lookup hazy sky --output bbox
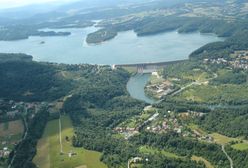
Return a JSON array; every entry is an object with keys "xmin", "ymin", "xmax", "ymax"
[{"xmin": 0, "ymin": 0, "xmax": 76, "ymax": 9}]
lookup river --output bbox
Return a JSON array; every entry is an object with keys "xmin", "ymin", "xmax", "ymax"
[
  {"xmin": 127, "ymin": 73, "xmax": 156, "ymax": 104},
  {"xmin": 0, "ymin": 26, "xmax": 223, "ymax": 103}
]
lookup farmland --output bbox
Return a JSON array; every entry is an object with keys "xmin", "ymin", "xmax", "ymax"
[
  {"xmin": 33, "ymin": 115, "xmax": 107, "ymax": 168},
  {"xmin": 0, "ymin": 120, "xmax": 24, "ymax": 150},
  {"xmin": 173, "ymin": 84, "xmax": 248, "ymax": 104}
]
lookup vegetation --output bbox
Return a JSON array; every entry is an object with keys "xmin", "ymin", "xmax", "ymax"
[
  {"xmin": 197, "ymin": 106, "xmax": 248, "ymax": 138},
  {"xmin": 0, "ymin": 26, "xmax": 70, "ymax": 41},
  {"xmin": 139, "ymin": 146, "xmax": 182, "ymax": 159},
  {"xmin": 0, "ymin": 55, "xmax": 73, "ymax": 102},
  {"xmin": 9, "ymin": 106, "xmax": 49, "ymax": 168},
  {"xmin": 86, "ymin": 28, "xmax": 117, "ymax": 44},
  {"xmin": 131, "ymin": 132, "xmax": 230, "ymax": 167},
  {"xmin": 1, "ymin": 1, "xmax": 248, "ymax": 167},
  {"xmin": 232, "ymin": 143, "xmax": 248, "ymax": 151},
  {"xmin": 191, "ymin": 155, "xmax": 214, "ymax": 168},
  {"xmin": 33, "ymin": 115, "xmax": 107, "ymax": 168}
]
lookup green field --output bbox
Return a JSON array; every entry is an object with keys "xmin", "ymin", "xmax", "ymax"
[
  {"xmin": 33, "ymin": 116, "xmax": 107, "ymax": 168},
  {"xmin": 139, "ymin": 146, "xmax": 182, "ymax": 159},
  {"xmin": 174, "ymin": 84, "xmax": 248, "ymax": 104},
  {"xmin": 210, "ymin": 133, "xmax": 241, "ymax": 145},
  {"xmin": 232, "ymin": 143, "xmax": 248, "ymax": 151},
  {"xmin": 0, "ymin": 120, "xmax": 24, "ymax": 150},
  {"xmin": 188, "ymin": 123, "xmax": 207, "ymax": 136}
]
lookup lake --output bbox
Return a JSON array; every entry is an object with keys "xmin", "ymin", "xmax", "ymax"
[
  {"xmin": 0, "ymin": 27, "xmax": 223, "ymax": 65},
  {"xmin": 0, "ymin": 26, "xmax": 223, "ymax": 103}
]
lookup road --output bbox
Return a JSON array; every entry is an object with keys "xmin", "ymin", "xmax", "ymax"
[
  {"xmin": 171, "ymin": 81, "xmax": 199, "ymax": 96},
  {"xmin": 171, "ymin": 72, "xmax": 218, "ymax": 97},
  {"xmin": 222, "ymin": 145, "xmax": 234, "ymax": 168}
]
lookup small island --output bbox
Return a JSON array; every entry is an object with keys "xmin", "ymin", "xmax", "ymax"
[{"xmin": 86, "ymin": 28, "xmax": 117, "ymax": 44}]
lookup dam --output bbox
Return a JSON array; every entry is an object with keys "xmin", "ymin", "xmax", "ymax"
[{"xmin": 113, "ymin": 60, "xmax": 186, "ymax": 73}]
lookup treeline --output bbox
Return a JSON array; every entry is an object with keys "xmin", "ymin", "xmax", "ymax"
[
  {"xmin": 0, "ymin": 25, "xmax": 70, "ymax": 41},
  {"xmin": 154, "ymin": 100, "xmax": 211, "ymax": 113},
  {"xmin": 0, "ymin": 58, "xmax": 72, "ymax": 102},
  {"xmin": 197, "ymin": 106, "xmax": 248, "ymax": 138},
  {"xmin": 142, "ymin": 154, "xmax": 205, "ymax": 168},
  {"xmin": 226, "ymin": 146, "xmax": 248, "ymax": 168},
  {"xmin": 89, "ymin": 15, "xmax": 245, "ymax": 44},
  {"xmin": 8, "ymin": 106, "xmax": 49, "ymax": 168},
  {"xmin": 92, "ymin": 15, "xmax": 248, "ymax": 60},
  {"xmin": 211, "ymin": 70, "xmax": 247, "ymax": 85},
  {"xmin": 0, "ymin": 53, "xmax": 33, "ymax": 62},
  {"xmin": 190, "ymin": 29, "xmax": 248, "ymax": 60},
  {"xmin": 130, "ymin": 132, "xmax": 230, "ymax": 168}
]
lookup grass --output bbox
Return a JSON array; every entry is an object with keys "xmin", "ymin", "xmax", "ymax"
[
  {"xmin": 174, "ymin": 84, "xmax": 248, "ymax": 104},
  {"xmin": 232, "ymin": 143, "xmax": 248, "ymax": 151},
  {"xmin": 188, "ymin": 123, "xmax": 207, "ymax": 136},
  {"xmin": 210, "ymin": 133, "xmax": 240, "ymax": 145},
  {"xmin": 122, "ymin": 66, "xmax": 137, "ymax": 74},
  {"xmin": 119, "ymin": 109, "xmax": 155, "ymax": 128},
  {"xmin": 0, "ymin": 120, "xmax": 24, "ymax": 136},
  {"xmin": 139, "ymin": 146, "xmax": 182, "ymax": 159},
  {"xmin": 33, "ymin": 116, "xmax": 107, "ymax": 168},
  {"xmin": 131, "ymin": 163, "xmax": 143, "ymax": 168},
  {"xmin": 191, "ymin": 155, "xmax": 214, "ymax": 168},
  {"xmin": 0, "ymin": 120, "xmax": 24, "ymax": 149}
]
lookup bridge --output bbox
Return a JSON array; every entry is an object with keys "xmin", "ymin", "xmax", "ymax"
[{"xmin": 113, "ymin": 60, "xmax": 186, "ymax": 73}]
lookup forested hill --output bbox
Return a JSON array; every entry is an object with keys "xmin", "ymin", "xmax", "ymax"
[
  {"xmin": 0, "ymin": 53, "xmax": 33, "ymax": 62},
  {"xmin": 0, "ymin": 53, "xmax": 130, "ymax": 103}
]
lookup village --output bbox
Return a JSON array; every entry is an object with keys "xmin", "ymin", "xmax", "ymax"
[
  {"xmin": 203, "ymin": 50, "xmax": 248, "ymax": 70},
  {"xmin": 145, "ymin": 72, "xmax": 175, "ymax": 99},
  {"xmin": 0, "ymin": 99, "xmax": 54, "ymax": 162},
  {"xmin": 114, "ymin": 104, "xmax": 214, "ymax": 143}
]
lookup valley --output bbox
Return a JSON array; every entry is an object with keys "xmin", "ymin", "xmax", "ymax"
[{"xmin": 0, "ymin": 0, "xmax": 248, "ymax": 168}]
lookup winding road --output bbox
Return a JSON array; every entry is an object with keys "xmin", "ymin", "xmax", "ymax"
[{"xmin": 222, "ymin": 145, "xmax": 234, "ymax": 168}]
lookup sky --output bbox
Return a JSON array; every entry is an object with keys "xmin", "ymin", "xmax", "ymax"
[{"xmin": 0, "ymin": 0, "xmax": 76, "ymax": 9}]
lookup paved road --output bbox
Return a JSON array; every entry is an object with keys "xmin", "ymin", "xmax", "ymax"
[
  {"xmin": 171, "ymin": 81, "xmax": 203, "ymax": 96},
  {"xmin": 222, "ymin": 145, "xmax": 234, "ymax": 168}
]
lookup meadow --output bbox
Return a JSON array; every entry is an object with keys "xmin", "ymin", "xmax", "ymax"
[
  {"xmin": 0, "ymin": 120, "xmax": 24, "ymax": 149},
  {"xmin": 173, "ymin": 84, "xmax": 248, "ymax": 104},
  {"xmin": 33, "ymin": 115, "xmax": 107, "ymax": 168}
]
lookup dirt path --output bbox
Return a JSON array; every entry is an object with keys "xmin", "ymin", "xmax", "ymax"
[
  {"xmin": 59, "ymin": 116, "xmax": 63, "ymax": 153},
  {"xmin": 222, "ymin": 145, "xmax": 234, "ymax": 168}
]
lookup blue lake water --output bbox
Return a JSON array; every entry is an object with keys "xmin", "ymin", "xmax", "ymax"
[
  {"xmin": 0, "ymin": 27, "xmax": 223, "ymax": 103},
  {"xmin": 0, "ymin": 27, "xmax": 222, "ymax": 65}
]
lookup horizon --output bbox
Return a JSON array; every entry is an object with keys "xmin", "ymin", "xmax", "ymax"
[{"xmin": 0, "ymin": 0, "xmax": 79, "ymax": 9}]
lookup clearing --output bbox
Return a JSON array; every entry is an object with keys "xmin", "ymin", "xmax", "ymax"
[
  {"xmin": 33, "ymin": 115, "xmax": 107, "ymax": 168},
  {"xmin": 191, "ymin": 155, "xmax": 214, "ymax": 168},
  {"xmin": 139, "ymin": 146, "xmax": 182, "ymax": 159},
  {"xmin": 231, "ymin": 143, "xmax": 248, "ymax": 151}
]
